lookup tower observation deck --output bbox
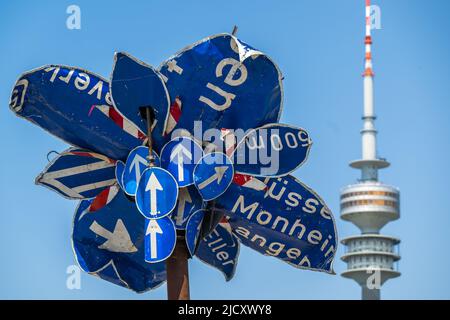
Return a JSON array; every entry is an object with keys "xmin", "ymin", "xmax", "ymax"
[{"xmin": 340, "ymin": 0, "xmax": 400, "ymax": 300}]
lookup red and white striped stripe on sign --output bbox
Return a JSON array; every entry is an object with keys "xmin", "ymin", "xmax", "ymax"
[
  {"xmin": 220, "ymin": 128, "xmax": 236, "ymax": 157},
  {"xmin": 89, "ymin": 105, "xmax": 147, "ymax": 140},
  {"xmin": 233, "ymin": 173, "xmax": 267, "ymax": 191},
  {"xmin": 85, "ymin": 185, "xmax": 119, "ymax": 213},
  {"xmin": 165, "ymin": 97, "xmax": 182, "ymax": 135}
]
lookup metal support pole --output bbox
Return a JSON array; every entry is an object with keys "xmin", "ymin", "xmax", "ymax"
[
  {"xmin": 142, "ymin": 106, "xmax": 191, "ymax": 300},
  {"xmin": 166, "ymin": 232, "xmax": 190, "ymax": 300},
  {"xmin": 146, "ymin": 108, "xmax": 155, "ymax": 167}
]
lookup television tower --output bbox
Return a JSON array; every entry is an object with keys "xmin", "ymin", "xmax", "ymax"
[{"xmin": 340, "ymin": 0, "xmax": 400, "ymax": 300}]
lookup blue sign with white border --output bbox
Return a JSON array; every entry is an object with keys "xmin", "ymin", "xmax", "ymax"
[
  {"xmin": 232, "ymin": 123, "xmax": 312, "ymax": 177},
  {"xmin": 72, "ymin": 187, "xmax": 166, "ymax": 292},
  {"xmin": 144, "ymin": 216, "xmax": 177, "ymax": 263},
  {"xmin": 196, "ymin": 220, "xmax": 240, "ymax": 281},
  {"xmin": 135, "ymin": 167, "xmax": 178, "ymax": 219},
  {"xmin": 122, "ymin": 146, "xmax": 160, "ymax": 196},
  {"xmin": 160, "ymin": 136, "xmax": 204, "ymax": 187},
  {"xmin": 110, "ymin": 52, "xmax": 170, "ymax": 152},
  {"xmin": 185, "ymin": 209, "xmax": 207, "ymax": 256},
  {"xmin": 158, "ymin": 34, "xmax": 283, "ymax": 139},
  {"xmin": 171, "ymin": 186, "xmax": 204, "ymax": 229},
  {"xmin": 214, "ymin": 174, "xmax": 337, "ymax": 273},
  {"xmin": 193, "ymin": 152, "xmax": 234, "ymax": 201}
]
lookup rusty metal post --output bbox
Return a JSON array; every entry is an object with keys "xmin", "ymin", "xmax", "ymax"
[
  {"xmin": 142, "ymin": 106, "xmax": 190, "ymax": 300},
  {"xmin": 166, "ymin": 232, "xmax": 190, "ymax": 300}
]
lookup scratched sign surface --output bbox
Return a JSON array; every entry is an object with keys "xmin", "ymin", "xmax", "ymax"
[
  {"xmin": 10, "ymin": 66, "xmax": 142, "ymax": 160},
  {"xmin": 72, "ymin": 187, "xmax": 166, "ymax": 292},
  {"xmin": 214, "ymin": 175, "xmax": 337, "ymax": 273},
  {"xmin": 159, "ymin": 34, "xmax": 283, "ymax": 136}
]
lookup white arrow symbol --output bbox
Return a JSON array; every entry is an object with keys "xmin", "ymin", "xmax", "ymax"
[
  {"xmin": 146, "ymin": 219, "xmax": 163, "ymax": 259},
  {"xmin": 89, "ymin": 219, "xmax": 137, "ymax": 253},
  {"xmin": 130, "ymin": 154, "xmax": 148, "ymax": 182},
  {"xmin": 197, "ymin": 166, "xmax": 229, "ymax": 190},
  {"xmin": 175, "ymin": 188, "xmax": 193, "ymax": 226},
  {"xmin": 145, "ymin": 173, "xmax": 163, "ymax": 215},
  {"xmin": 170, "ymin": 144, "xmax": 192, "ymax": 182}
]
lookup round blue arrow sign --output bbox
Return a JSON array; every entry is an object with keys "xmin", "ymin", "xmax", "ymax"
[
  {"xmin": 193, "ymin": 152, "xmax": 234, "ymax": 201},
  {"xmin": 122, "ymin": 146, "xmax": 161, "ymax": 196},
  {"xmin": 144, "ymin": 216, "xmax": 177, "ymax": 263},
  {"xmin": 160, "ymin": 136, "xmax": 203, "ymax": 187},
  {"xmin": 135, "ymin": 167, "xmax": 178, "ymax": 219},
  {"xmin": 115, "ymin": 160, "xmax": 125, "ymax": 190},
  {"xmin": 171, "ymin": 186, "xmax": 204, "ymax": 229}
]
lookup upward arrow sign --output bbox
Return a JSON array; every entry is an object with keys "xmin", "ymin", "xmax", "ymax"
[
  {"xmin": 174, "ymin": 188, "xmax": 193, "ymax": 226},
  {"xmin": 130, "ymin": 154, "xmax": 148, "ymax": 182},
  {"xmin": 145, "ymin": 173, "xmax": 163, "ymax": 216},
  {"xmin": 146, "ymin": 219, "xmax": 163, "ymax": 259},
  {"xmin": 170, "ymin": 144, "xmax": 192, "ymax": 182}
]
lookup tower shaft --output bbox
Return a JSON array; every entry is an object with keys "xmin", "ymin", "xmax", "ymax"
[{"xmin": 340, "ymin": 0, "xmax": 401, "ymax": 301}]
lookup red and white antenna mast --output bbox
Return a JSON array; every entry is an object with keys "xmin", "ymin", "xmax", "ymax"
[{"xmin": 340, "ymin": 0, "xmax": 401, "ymax": 300}]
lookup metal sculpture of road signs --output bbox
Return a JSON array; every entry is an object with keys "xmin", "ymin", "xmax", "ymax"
[
  {"xmin": 9, "ymin": 65, "xmax": 142, "ymax": 160},
  {"xmin": 115, "ymin": 160, "xmax": 125, "ymax": 190},
  {"xmin": 195, "ymin": 220, "xmax": 240, "ymax": 281},
  {"xmin": 72, "ymin": 186, "xmax": 166, "ymax": 292},
  {"xmin": 144, "ymin": 216, "xmax": 177, "ymax": 263},
  {"xmin": 36, "ymin": 148, "xmax": 116, "ymax": 199},
  {"xmin": 171, "ymin": 186, "xmax": 204, "ymax": 229},
  {"xmin": 214, "ymin": 175, "xmax": 337, "ymax": 273},
  {"xmin": 11, "ymin": 32, "xmax": 338, "ymax": 294},
  {"xmin": 160, "ymin": 137, "xmax": 204, "ymax": 187},
  {"xmin": 135, "ymin": 167, "xmax": 179, "ymax": 219},
  {"xmin": 193, "ymin": 152, "xmax": 234, "ymax": 201},
  {"xmin": 185, "ymin": 209, "xmax": 207, "ymax": 256},
  {"xmin": 110, "ymin": 52, "xmax": 170, "ymax": 152},
  {"xmin": 158, "ymin": 34, "xmax": 283, "ymax": 137},
  {"xmin": 122, "ymin": 146, "xmax": 160, "ymax": 196},
  {"xmin": 232, "ymin": 124, "xmax": 312, "ymax": 177}
]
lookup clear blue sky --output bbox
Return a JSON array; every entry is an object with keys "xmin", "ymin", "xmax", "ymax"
[{"xmin": 1, "ymin": 0, "xmax": 449, "ymax": 299}]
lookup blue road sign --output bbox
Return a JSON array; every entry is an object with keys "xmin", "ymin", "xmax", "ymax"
[
  {"xmin": 135, "ymin": 167, "xmax": 179, "ymax": 219},
  {"xmin": 110, "ymin": 52, "xmax": 170, "ymax": 152},
  {"xmin": 36, "ymin": 148, "xmax": 116, "ymax": 199},
  {"xmin": 158, "ymin": 34, "xmax": 283, "ymax": 137},
  {"xmin": 144, "ymin": 216, "xmax": 177, "ymax": 263},
  {"xmin": 9, "ymin": 65, "xmax": 142, "ymax": 160},
  {"xmin": 185, "ymin": 209, "xmax": 207, "ymax": 256},
  {"xmin": 171, "ymin": 186, "xmax": 204, "ymax": 229},
  {"xmin": 72, "ymin": 187, "xmax": 166, "ymax": 292},
  {"xmin": 196, "ymin": 221, "xmax": 240, "ymax": 281},
  {"xmin": 232, "ymin": 124, "xmax": 312, "ymax": 177},
  {"xmin": 122, "ymin": 146, "xmax": 161, "ymax": 196},
  {"xmin": 193, "ymin": 152, "xmax": 234, "ymax": 201},
  {"xmin": 115, "ymin": 160, "xmax": 125, "ymax": 190},
  {"xmin": 160, "ymin": 137, "xmax": 204, "ymax": 187},
  {"xmin": 214, "ymin": 175, "xmax": 337, "ymax": 273}
]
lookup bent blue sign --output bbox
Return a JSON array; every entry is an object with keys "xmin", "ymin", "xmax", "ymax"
[
  {"xmin": 232, "ymin": 124, "xmax": 312, "ymax": 177},
  {"xmin": 193, "ymin": 152, "xmax": 234, "ymax": 201},
  {"xmin": 160, "ymin": 136, "xmax": 203, "ymax": 187},
  {"xmin": 158, "ymin": 34, "xmax": 283, "ymax": 137},
  {"xmin": 72, "ymin": 187, "xmax": 166, "ymax": 292},
  {"xmin": 10, "ymin": 65, "xmax": 142, "ymax": 160},
  {"xmin": 214, "ymin": 175, "xmax": 337, "ymax": 273},
  {"xmin": 122, "ymin": 146, "xmax": 160, "ymax": 196}
]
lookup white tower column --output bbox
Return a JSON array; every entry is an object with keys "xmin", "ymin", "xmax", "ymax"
[{"xmin": 340, "ymin": 0, "xmax": 401, "ymax": 301}]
